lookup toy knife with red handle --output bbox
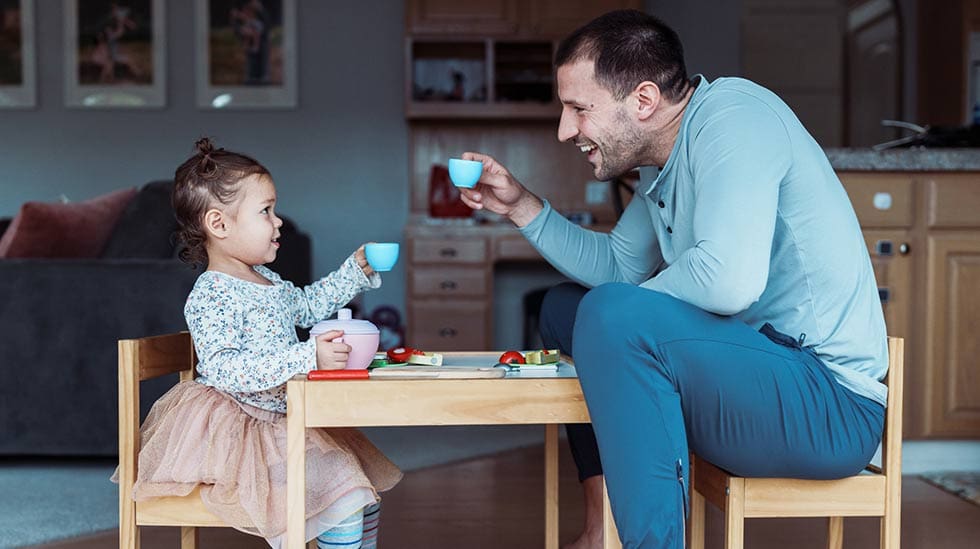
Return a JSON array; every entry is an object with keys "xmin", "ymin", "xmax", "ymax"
[{"xmin": 308, "ymin": 369, "xmax": 370, "ymax": 380}]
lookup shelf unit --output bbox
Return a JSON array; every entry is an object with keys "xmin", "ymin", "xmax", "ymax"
[{"xmin": 405, "ymin": 37, "xmax": 560, "ymax": 120}]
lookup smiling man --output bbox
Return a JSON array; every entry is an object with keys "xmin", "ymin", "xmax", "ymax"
[{"xmin": 458, "ymin": 9, "xmax": 888, "ymax": 549}]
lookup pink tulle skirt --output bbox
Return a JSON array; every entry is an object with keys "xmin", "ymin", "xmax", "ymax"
[{"xmin": 126, "ymin": 381, "xmax": 402, "ymax": 539}]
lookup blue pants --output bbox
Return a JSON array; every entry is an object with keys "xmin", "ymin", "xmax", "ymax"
[{"xmin": 539, "ymin": 283, "xmax": 884, "ymax": 548}]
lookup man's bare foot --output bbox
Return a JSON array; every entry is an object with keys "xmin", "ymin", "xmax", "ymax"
[{"xmin": 563, "ymin": 475, "xmax": 607, "ymax": 549}]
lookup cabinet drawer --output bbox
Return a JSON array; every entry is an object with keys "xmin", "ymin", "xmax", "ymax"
[
  {"xmin": 412, "ymin": 238, "xmax": 488, "ymax": 264},
  {"xmin": 927, "ymin": 174, "xmax": 980, "ymax": 228},
  {"xmin": 409, "ymin": 301, "xmax": 489, "ymax": 351},
  {"xmin": 838, "ymin": 173, "xmax": 913, "ymax": 228},
  {"xmin": 412, "ymin": 266, "xmax": 489, "ymax": 297}
]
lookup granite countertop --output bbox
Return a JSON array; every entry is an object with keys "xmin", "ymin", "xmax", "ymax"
[{"xmin": 825, "ymin": 148, "xmax": 980, "ymax": 171}]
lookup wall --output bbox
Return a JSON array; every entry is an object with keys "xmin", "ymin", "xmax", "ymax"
[
  {"xmin": 0, "ymin": 0, "xmax": 408, "ymax": 317},
  {"xmin": 647, "ymin": 0, "xmax": 741, "ymax": 79}
]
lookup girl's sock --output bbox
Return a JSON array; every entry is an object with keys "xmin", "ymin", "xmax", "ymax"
[
  {"xmin": 316, "ymin": 508, "xmax": 364, "ymax": 548},
  {"xmin": 361, "ymin": 502, "xmax": 381, "ymax": 549}
]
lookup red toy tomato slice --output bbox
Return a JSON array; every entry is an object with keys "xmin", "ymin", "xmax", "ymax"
[
  {"xmin": 498, "ymin": 350, "xmax": 526, "ymax": 364},
  {"xmin": 387, "ymin": 347, "xmax": 418, "ymax": 362},
  {"xmin": 387, "ymin": 347, "xmax": 417, "ymax": 363}
]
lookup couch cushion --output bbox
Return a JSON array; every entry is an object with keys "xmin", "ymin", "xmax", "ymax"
[
  {"xmin": 101, "ymin": 180, "xmax": 180, "ymax": 259},
  {"xmin": 0, "ymin": 187, "xmax": 137, "ymax": 258}
]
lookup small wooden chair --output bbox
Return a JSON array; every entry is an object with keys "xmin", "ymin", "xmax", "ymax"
[
  {"xmin": 118, "ymin": 332, "xmax": 317, "ymax": 549},
  {"xmin": 688, "ymin": 336, "xmax": 904, "ymax": 549}
]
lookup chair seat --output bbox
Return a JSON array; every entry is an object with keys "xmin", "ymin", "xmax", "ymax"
[
  {"xmin": 694, "ymin": 458, "xmax": 887, "ymax": 518},
  {"xmin": 136, "ymin": 485, "xmax": 227, "ymax": 527}
]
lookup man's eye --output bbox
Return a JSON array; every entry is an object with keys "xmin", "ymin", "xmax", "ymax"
[{"xmin": 261, "ymin": 207, "xmax": 269, "ymax": 214}]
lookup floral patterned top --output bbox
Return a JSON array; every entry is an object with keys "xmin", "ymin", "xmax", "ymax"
[{"xmin": 184, "ymin": 254, "xmax": 380, "ymax": 413}]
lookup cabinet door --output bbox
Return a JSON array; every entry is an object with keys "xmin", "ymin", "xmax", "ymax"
[
  {"xmin": 407, "ymin": 0, "xmax": 519, "ymax": 35},
  {"xmin": 924, "ymin": 232, "xmax": 980, "ymax": 437},
  {"xmin": 409, "ymin": 300, "xmax": 490, "ymax": 351},
  {"xmin": 528, "ymin": 0, "xmax": 642, "ymax": 37}
]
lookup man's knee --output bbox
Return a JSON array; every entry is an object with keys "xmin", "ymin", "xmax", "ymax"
[{"xmin": 575, "ymin": 283, "xmax": 695, "ymax": 342}]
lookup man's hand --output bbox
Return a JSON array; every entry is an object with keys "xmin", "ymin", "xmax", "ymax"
[
  {"xmin": 457, "ymin": 152, "xmax": 544, "ymax": 228},
  {"xmin": 315, "ymin": 330, "xmax": 350, "ymax": 370}
]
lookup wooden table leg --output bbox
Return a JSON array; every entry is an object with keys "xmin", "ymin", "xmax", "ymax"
[
  {"xmin": 602, "ymin": 479, "xmax": 622, "ymax": 549},
  {"xmin": 287, "ymin": 380, "xmax": 307, "ymax": 549},
  {"xmin": 545, "ymin": 424, "xmax": 559, "ymax": 549}
]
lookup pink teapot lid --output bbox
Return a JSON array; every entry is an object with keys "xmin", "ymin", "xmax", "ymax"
[{"xmin": 310, "ymin": 308, "xmax": 379, "ymax": 336}]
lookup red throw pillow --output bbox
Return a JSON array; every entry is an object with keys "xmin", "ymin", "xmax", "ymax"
[{"xmin": 0, "ymin": 187, "xmax": 138, "ymax": 258}]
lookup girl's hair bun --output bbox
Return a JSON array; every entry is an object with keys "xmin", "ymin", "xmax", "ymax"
[{"xmin": 195, "ymin": 137, "xmax": 216, "ymax": 156}]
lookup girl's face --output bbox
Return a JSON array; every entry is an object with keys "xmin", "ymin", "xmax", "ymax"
[{"xmin": 224, "ymin": 174, "xmax": 283, "ymax": 266}]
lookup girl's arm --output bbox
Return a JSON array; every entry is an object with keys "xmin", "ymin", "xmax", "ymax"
[{"xmin": 269, "ymin": 252, "xmax": 381, "ymax": 328}]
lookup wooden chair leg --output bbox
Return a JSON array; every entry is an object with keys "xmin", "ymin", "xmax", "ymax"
[
  {"xmin": 881, "ymin": 510, "xmax": 901, "ymax": 549},
  {"xmin": 180, "ymin": 526, "xmax": 198, "ymax": 549},
  {"xmin": 724, "ymin": 478, "xmax": 745, "ymax": 549},
  {"xmin": 602, "ymin": 479, "xmax": 622, "ymax": 549},
  {"xmin": 307, "ymin": 540, "xmax": 318, "ymax": 549},
  {"xmin": 119, "ymin": 499, "xmax": 138, "ymax": 549},
  {"xmin": 827, "ymin": 516, "xmax": 843, "ymax": 549},
  {"xmin": 689, "ymin": 489, "xmax": 706, "ymax": 549}
]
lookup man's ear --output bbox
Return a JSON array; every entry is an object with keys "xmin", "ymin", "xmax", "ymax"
[
  {"xmin": 204, "ymin": 208, "xmax": 229, "ymax": 239},
  {"xmin": 633, "ymin": 81, "xmax": 661, "ymax": 121}
]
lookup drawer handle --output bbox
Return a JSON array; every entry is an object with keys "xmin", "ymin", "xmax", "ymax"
[
  {"xmin": 439, "ymin": 248, "xmax": 458, "ymax": 258},
  {"xmin": 899, "ymin": 243, "xmax": 910, "ymax": 255},
  {"xmin": 439, "ymin": 280, "xmax": 458, "ymax": 290},
  {"xmin": 439, "ymin": 328, "xmax": 458, "ymax": 338}
]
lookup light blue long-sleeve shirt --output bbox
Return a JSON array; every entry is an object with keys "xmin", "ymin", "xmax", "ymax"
[{"xmin": 520, "ymin": 76, "xmax": 888, "ymax": 406}]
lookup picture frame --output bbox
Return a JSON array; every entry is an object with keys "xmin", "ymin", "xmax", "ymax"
[
  {"xmin": 196, "ymin": 0, "xmax": 297, "ymax": 109},
  {"xmin": 0, "ymin": 0, "xmax": 36, "ymax": 109},
  {"xmin": 63, "ymin": 0, "xmax": 166, "ymax": 108}
]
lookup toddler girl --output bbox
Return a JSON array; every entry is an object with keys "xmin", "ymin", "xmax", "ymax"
[{"xmin": 127, "ymin": 138, "xmax": 401, "ymax": 548}]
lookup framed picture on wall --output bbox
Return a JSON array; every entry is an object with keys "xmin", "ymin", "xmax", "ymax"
[
  {"xmin": 0, "ymin": 0, "xmax": 36, "ymax": 108},
  {"xmin": 63, "ymin": 0, "xmax": 166, "ymax": 108},
  {"xmin": 196, "ymin": 0, "xmax": 297, "ymax": 109}
]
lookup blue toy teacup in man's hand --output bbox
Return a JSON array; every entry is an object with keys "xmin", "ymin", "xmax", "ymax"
[
  {"xmin": 448, "ymin": 158, "xmax": 483, "ymax": 188},
  {"xmin": 365, "ymin": 243, "xmax": 400, "ymax": 272}
]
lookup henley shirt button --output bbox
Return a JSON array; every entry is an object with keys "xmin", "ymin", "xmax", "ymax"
[
  {"xmin": 667, "ymin": 226, "xmax": 673, "ymax": 234},
  {"xmin": 658, "ymin": 200, "xmax": 665, "ymax": 208}
]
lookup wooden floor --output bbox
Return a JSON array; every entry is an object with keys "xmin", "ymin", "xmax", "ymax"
[{"xmin": 38, "ymin": 440, "xmax": 980, "ymax": 549}]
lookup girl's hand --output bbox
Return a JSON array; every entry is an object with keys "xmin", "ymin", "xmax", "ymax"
[
  {"xmin": 355, "ymin": 244, "xmax": 375, "ymax": 277},
  {"xmin": 315, "ymin": 330, "xmax": 350, "ymax": 370}
]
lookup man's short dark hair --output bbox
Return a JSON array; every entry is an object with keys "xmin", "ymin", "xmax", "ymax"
[{"xmin": 555, "ymin": 9, "xmax": 689, "ymax": 102}]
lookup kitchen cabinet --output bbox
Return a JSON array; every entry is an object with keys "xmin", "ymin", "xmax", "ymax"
[
  {"xmin": 405, "ymin": 0, "xmax": 641, "ymax": 119},
  {"xmin": 406, "ymin": 233, "xmax": 493, "ymax": 351},
  {"xmin": 841, "ymin": 171, "xmax": 980, "ymax": 438}
]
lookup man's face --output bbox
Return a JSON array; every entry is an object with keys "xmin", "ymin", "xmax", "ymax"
[{"xmin": 557, "ymin": 59, "xmax": 643, "ymax": 181}]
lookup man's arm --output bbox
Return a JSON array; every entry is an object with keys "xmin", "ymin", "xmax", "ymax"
[
  {"xmin": 641, "ymin": 97, "xmax": 792, "ymax": 315},
  {"xmin": 520, "ymin": 195, "xmax": 663, "ymax": 288}
]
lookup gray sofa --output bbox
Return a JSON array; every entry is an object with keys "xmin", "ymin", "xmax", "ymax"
[{"xmin": 0, "ymin": 181, "xmax": 311, "ymax": 455}]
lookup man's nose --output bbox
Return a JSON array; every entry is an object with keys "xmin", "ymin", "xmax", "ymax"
[{"xmin": 557, "ymin": 109, "xmax": 577, "ymax": 143}]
